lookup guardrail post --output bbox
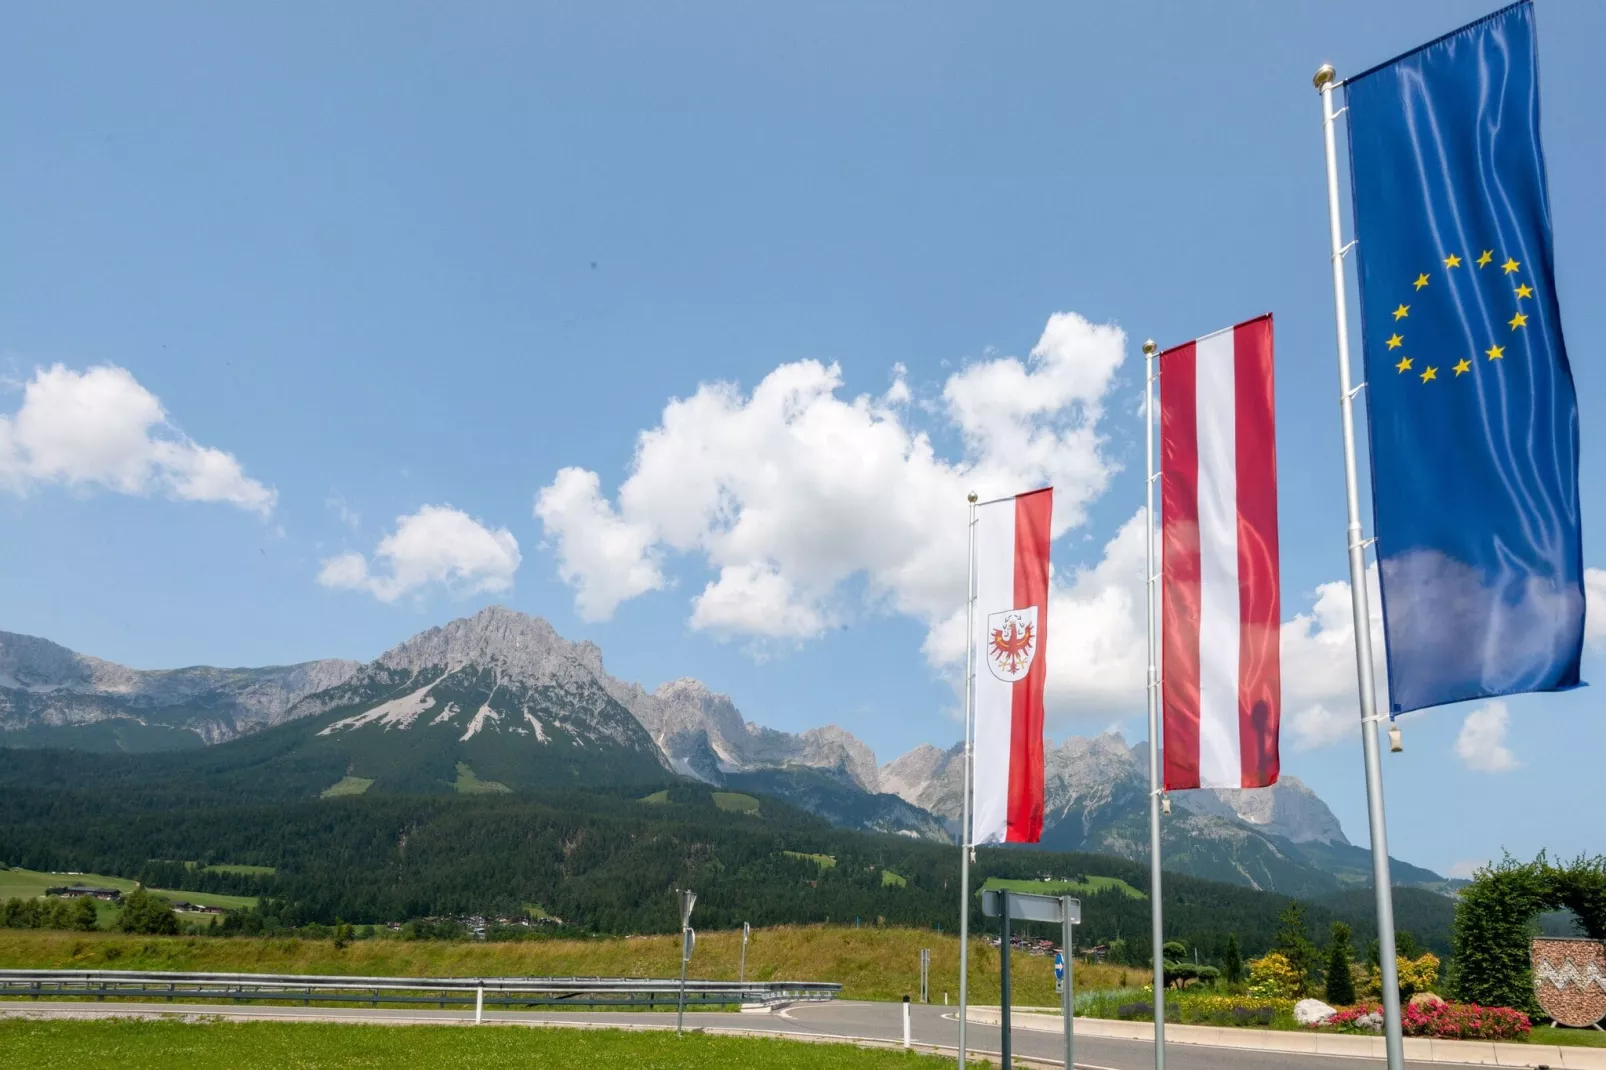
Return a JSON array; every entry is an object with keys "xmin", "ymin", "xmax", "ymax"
[
  {"xmin": 902, "ymin": 995, "xmax": 911, "ymax": 1048},
  {"xmin": 475, "ymin": 985, "xmax": 484, "ymax": 1024}
]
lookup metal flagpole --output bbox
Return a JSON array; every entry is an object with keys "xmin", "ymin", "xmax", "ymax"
[
  {"xmin": 1313, "ymin": 63, "xmax": 1405, "ymax": 1070},
  {"xmin": 1142, "ymin": 339, "xmax": 1166, "ymax": 1070},
  {"xmin": 956, "ymin": 490, "xmax": 979, "ymax": 1069}
]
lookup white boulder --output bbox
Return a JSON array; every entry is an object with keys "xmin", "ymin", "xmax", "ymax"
[{"xmin": 1294, "ymin": 998, "xmax": 1337, "ymax": 1026}]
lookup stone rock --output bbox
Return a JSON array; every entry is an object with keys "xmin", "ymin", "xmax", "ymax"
[
  {"xmin": 1409, "ymin": 992, "xmax": 1446, "ymax": 1009},
  {"xmin": 1294, "ymin": 998, "xmax": 1338, "ymax": 1025},
  {"xmin": 1353, "ymin": 1011, "xmax": 1384, "ymax": 1032}
]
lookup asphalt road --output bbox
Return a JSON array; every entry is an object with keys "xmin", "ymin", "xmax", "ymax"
[{"xmin": 1, "ymin": 998, "xmax": 1493, "ymax": 1069}]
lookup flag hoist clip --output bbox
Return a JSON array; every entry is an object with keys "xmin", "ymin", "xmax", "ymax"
[{"xmin": 1360, "ymin": 713, "xmax": 1404, "ymax": 754}]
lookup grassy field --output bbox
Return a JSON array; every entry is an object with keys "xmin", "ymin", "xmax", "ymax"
[
  {"xmin": 0, "ymin": 868, "xmax": 258, "ymax": 912},
  {"xmin": 453, "ymin": 763, "xmax": 512, "ymax": 794},
  {"xmin": 979, "ymin": 875, "xmax": 1146, "ymax": 900},
  {"xmin": 0, "ymin": 925, "xmax": 1128, "ymax": 1006},
  {"xmin": 782, "ymin": 851, "xmax": 836, "ymax": 870},
  {"xmin": 202, "ymin": 864, "xmax": 276, "ymax": 877},
  {"xmin": 321, "ymin": 776, "xmax": 374, "ymax": 798},
  {"xmin": 710, "ymin": 792, "xmax": 760, "ymax": 814},
  {"xmin": 0, "ymin": 1019, "xmax": 960, "ymax": 1069}
]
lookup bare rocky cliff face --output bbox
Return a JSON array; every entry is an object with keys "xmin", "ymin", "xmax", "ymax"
[
  {"xmin": 0, "ymin": 629, "xmax": 360, "ymax": 744},
  {"xmin": 600, "ymin": 675, "xmax": 883, "ymax": 793}
]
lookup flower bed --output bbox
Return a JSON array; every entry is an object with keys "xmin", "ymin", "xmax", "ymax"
[
  {"xmin": 1322, "ymin": 1002, "xmax": 1531, "ymax": 1041},
  {"xmin": 1079, "ymin": 989, "xmax": 1293, "ymax": 1028}
]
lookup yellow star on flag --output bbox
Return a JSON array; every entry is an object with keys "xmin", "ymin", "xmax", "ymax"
[
  {"xmin": 1503, "ymin": 257, "xmax": 1521, "ymax": 274},
  {"xmin": 1443, "ymin": 253, "xmax": 1462, "ymax": 268},
  {"xmin": 1515, "ymin": 283, "xmax": 1534, "ymax": 299},
  {"xmin": 1510, "ymin": 311, "xmax": 1529, "ymax": 330},
  {"xmin": 1386, "ymin": 333, "xmax": 1404, "ymax": 350},
  {"xmin": 1453, "ymin": 358, "xmax": 1472, "ymax": 376},
  {"xmin": 1414, "ymin": 273, "xmax": 1431, "ymax": 290},
  {"xmin": 1477, "ymin": 250, "xmax": 1494, "ymax": 267},
  {"xmin": 1393, "ymin": 304, "xmax": 1410, "ymax": 320},
  {"xmin": 1487, "ymin": 344, "xmax": 1505, "ymax": 361},
  {"xmin": 1395, "ymin": 356, "xmax": 1413, "ymax": 373},
  {"xmin": 1420, "ymin": 366, "xmax": 1438, "ymax": 383}
]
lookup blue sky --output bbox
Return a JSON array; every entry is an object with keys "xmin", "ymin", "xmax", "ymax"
[{"xmin": 3, "ymin": 1, "xmax": 1603, "ymax": 878}]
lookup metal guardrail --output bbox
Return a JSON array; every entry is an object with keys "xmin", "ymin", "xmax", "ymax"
[{"xmin": 0, "ymin": 969, "xmax": 840, "ymax": 1010}]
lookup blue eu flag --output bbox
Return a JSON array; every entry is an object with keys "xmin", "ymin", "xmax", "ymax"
[{"xmin": 1346, "ymin": 0, "xmax": 1583, "ymax": 714}]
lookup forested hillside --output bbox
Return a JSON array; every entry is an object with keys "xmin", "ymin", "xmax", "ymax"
[{"xmin": 0, "ymin": 771, "xmax": 1453, "ymax": 959}]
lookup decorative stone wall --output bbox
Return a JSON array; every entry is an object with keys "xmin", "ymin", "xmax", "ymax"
[{"xmin": 1532, "ymin": 938, "xmax": 1606, "ymax": 1027}]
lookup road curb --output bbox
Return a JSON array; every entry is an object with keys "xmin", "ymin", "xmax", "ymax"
[{"xmin": 962, "ymin": 1006, "xmax": 1606, "ymax": 1068}]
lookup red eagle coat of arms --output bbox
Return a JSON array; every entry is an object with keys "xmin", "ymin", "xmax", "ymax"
[{"xmin": 985, "ymin": 606, "xmax": 1039, "ymax": 683}]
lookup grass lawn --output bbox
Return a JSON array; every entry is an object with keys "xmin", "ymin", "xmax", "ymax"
[
  {"xmin": 0, "ymin": 925, "xmax": 1129, "ymax": 1006},
  {"xmin": 881, "ymin": 871, "xmax": 907, "ymax": 888},
  {"xmin": 640, "ymin": 790, "xmax": 671, "ymax": 805},
  {"xmin": 0, "ymin": 1019, "xmax": 958, "ymax": 1069},
  {"xmin": 979, "ymin": 875, "xmax": 1146, "ymax": 900},
  {"xmin": 1530, "ymin": 1024, "xmax": 1606, "ymax": 1047},
  {"xmin": 710, "ymin": 792, "xmax": 760, "ymax": 814},
  {"xmin": 0, "ymin": 868, "xmax": 256, "ymax": 912}
]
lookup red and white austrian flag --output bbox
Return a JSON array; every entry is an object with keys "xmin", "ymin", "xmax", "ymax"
[
  {"xmin": 1160, "ymin": 315, "xmax": 1281, "ymax": 791},
  {"xmin": 971, "ymin": 487, "xmax": 1051, "ymax": 844}
]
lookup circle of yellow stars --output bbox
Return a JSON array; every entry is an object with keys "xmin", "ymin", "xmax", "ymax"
[{"xmin": 1388, "ymin": 250, "xmax": 1532, "ymax": 384}]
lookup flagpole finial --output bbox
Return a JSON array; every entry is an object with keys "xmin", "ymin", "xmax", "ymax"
[
  {"xmin": 1142, "ymin": 340, "xmax": 1158, "ymax": 356},
  {"xmin": 967, "ymin": 492, "xmax": 978, "ymax": 503},
  {"xmin": 1313, "ymin": 64, "xmax": 1337, "ymax": 91}
]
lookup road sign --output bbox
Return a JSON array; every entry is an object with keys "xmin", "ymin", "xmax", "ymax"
[
  {"xmin": 982, "ymin": 889, "xmax": 1081, "ymax": 925},
  {"xmin": 1054, "ymin": 951, "xmax": 1064, "ymax": 994},
  {"xmin": 682, "ymin": 927, "xmax": 696, "ymax": 962}
]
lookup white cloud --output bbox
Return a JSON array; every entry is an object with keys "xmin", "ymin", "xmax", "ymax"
[
  {"xmin": 1446, "ymin": 859, "xmax": 1487, "ymax": 880},
  {"xmin": 1455, "ymin": 701, "xmax": 1519, "ymax": 773},
  {"xmin": 0, "ymin": 363, "xmax": 274, "ymax": 514},
  {"xmin": 534, "ymin": 467, "xmax": 665, "ymax": 620},
  {"xmin": 319, "ymin": 504, "xmax": 521, "ymax": 603},
  {"xmin": 1586, "ymin": 567, "xmax": 1606, "ymax": 648},
  {"xmin": 534, "ymin": 311, "xmax": 1128, "ymax": 656},
  {"xmin": 689, "ymin": 563, "xmax": 832, "ymax": 639}
]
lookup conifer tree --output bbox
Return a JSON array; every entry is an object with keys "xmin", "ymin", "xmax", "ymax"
[
  {"xmin": 1223, "ymin": 933, "xmax": 1243, "ymax": 985},
  {"xmin": 1324, "ymin": 921, "xmax": 1356, "ymax": 1006}
]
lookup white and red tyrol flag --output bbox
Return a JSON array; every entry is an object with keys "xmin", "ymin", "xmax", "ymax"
[
  {"xmin": 1161, "ymin": 314, "xmax": 1281, "ymax": 791},
  {"xmin": 970, "ymin": 487, "xmax": 1051, "ymax": 844}
]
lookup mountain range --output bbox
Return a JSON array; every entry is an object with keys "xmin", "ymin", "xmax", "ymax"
[{"xmin": 0, "ymin": 606, "xmax": 1446, "ymax": 896}]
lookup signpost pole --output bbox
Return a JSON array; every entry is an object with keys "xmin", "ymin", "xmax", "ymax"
[
  {"xmin": 740, "ymin": 921, "xmax": 749, "ymax": 984},
  {"xmin": 1062, "ymin": 896, "xmax": 1075, "ymax": 1070},
  {"xmin": 675, "ymin": 889, "xmax": 696, "ymax": 1036},
  {"xmin": 1000, "ymin": 889, "xmax": 1012, "ymax": 1070}
]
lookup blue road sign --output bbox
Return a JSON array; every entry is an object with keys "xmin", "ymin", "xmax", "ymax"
[{"xmin": 1054, "ymin": 952, "xmax": 1064, "ymax": 982}]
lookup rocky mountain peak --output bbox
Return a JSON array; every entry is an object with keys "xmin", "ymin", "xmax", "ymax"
[
  {"xmin": 797, "ymin": 725, "xmax": 881, "ymax": 793},
  {"xmin": 1181, "ymin": 774, "xmax": 1350, "ymax": 845},
  {"xmin": 0, "ymin": 631, "xmax": 94, "ymax": 691},
  {"xmin": 375, "ymin": 605, "xmax": 595, "ymax": 687}
]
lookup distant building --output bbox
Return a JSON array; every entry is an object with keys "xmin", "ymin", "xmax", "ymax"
[{"xmin": 45, "ymin": 885, "xmax": 122, "ymax": 902}]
